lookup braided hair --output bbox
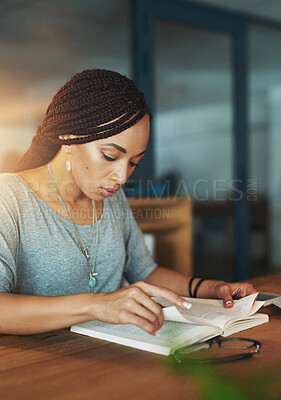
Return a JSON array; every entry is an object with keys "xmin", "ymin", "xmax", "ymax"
[{"xmin": 14, "ymin": 69, "xmax": 151, "ymax": 172}]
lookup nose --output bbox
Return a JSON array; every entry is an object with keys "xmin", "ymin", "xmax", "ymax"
[{"xmin": 111, "ymin": 161, "xmax": 129, "ymax": 186}]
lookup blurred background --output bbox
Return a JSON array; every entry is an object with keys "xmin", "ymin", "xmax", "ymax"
[{"xmin": 1, "ymin": 0, "xmax": 281, "ymax": 281}]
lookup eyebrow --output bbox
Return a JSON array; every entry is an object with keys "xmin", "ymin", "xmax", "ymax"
[{"xmin": 102, "ymin": 143, "xmax": 146, "ymax": 157}]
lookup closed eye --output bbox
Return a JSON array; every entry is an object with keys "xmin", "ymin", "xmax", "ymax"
[
  {"xmin": 102, "ymin": 153, "xmax": 116, "ymax": 162},
  {"xmin": 102, "ymin": 152, "xmax": 139, "ymax": 167}
]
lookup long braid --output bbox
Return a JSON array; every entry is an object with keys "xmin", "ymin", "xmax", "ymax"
[{"xmin": 14, "ymin": 69, "xmax": 151, "ymax": 172}]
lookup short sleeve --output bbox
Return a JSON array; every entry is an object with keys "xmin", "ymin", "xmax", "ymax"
[
  {"xmin": 119, "ymin": 190, "xmax": 157, "ymax": 283},
  {"xmin": 0, "ymin": 186, "xmax": 19, "ymax": 293}
]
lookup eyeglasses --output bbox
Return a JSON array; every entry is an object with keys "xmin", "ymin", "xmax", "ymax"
[{"xmin": 173, "ymin": 337, "xmax": 261, "ymax": 364}]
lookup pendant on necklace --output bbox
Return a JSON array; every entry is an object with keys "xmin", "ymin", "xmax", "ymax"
[
  {"xmin": 89, "ymin": 272, "xmax": 98, "ymax": 288},
  {"xmin": 89, "ymin": 277, "xmax": 96, "ymax": 288}
]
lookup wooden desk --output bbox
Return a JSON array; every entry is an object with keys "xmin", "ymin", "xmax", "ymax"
[{"xmin": 1, "ymin": 274, "xmax": 281, "ymax": 400}]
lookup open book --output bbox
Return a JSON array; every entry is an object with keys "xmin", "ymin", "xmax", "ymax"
[
  {"xmin": 70, "ymin": 293, "xmax": 269, "ymax": 356},
  {"xmin": 257, "ymin": 292, "xmax": 280, "ymax": 307},
  {"xmin": 272, "ymin": 297, "xmax": 281, "ymax": 308}
]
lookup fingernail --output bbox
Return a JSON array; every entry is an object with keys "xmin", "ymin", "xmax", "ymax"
[
  {"xmin": 183, "ymin": 301, "xmax": 192, "ymax": 309},
  {"xmin": 155, "ymin": 330, "xmax": 161, "ymax": 336},
  {"xmin": 226, "ymin": 300, "xmax": 233, "ymax": 306}
]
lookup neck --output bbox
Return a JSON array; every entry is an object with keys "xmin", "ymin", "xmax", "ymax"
[{"xmin": 48, "ymin": 150, "xmax": 87, "ymax": 205}]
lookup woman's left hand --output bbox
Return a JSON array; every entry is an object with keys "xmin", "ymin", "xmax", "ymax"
[{"xmin": 214, "ymin": 281, "xmax": 257, "ymax": 308}]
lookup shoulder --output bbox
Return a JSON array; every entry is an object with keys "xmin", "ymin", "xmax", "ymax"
[
  {"xmin": 0, "ymin": 172, "xmax": 21, "ymax": 184},
  {"xmin": 0, "ymin": 174, "xmax": 27, "ymax": 224},
  {"xmin": 16, "ymin": 166, "xmax": 46, "ymax": 194},
  {"xmin": 0, "ymin": 172, "xmax": 38, "ymax": 212},
  {"xmin": 0, "ymin": 173, "xmax": 26, "ymax": 197}
]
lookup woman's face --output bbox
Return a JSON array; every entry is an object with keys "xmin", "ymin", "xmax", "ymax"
[{"xmin": 69, "ymin": 113, "xmax": 150, "ymax": 200}]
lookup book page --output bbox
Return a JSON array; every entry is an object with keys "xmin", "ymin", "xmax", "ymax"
[
  {"xmin": 157, "ymin": 294, "xmax": 263, "ymax": 330},
  {"xmin": 73, "ymin": 320, "xmax": 211, "ymax": 344},
  {"xmin": 222, "ymin": 313, "xmax": 269, "ymax": 336},
  {"xmin": 70, "ymin": 320, "xmax": 220, "ymax": 355}
]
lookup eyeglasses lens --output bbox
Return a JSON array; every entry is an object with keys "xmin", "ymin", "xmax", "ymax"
[
  {"xmin": 220, "ymin": 339, "xmax": 255, "ymax": 350},
  {"xmin": 174, "ymin": 339, "xmax": 259, "ymax": 363}
]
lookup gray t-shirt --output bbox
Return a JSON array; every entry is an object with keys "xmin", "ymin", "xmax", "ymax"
[{"xmin": 0, "ymin": 174, "xmax": 156, "ymax": 296}]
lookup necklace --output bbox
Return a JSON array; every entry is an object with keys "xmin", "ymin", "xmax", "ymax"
[{"xmin": 47, "ymin": 163, "xmax": 99, "ymax": 290}]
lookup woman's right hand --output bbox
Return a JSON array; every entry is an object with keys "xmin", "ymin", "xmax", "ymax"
[{"xmin": 91, "ymin": 281, "xmax": 191, "ymax": 336}]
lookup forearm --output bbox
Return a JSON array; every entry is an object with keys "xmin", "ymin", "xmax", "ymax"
[
  {"xmin": 0, "ymin": 293, "xmax": 95, "ymax": 335},
  {"xmin": 144, "ymin": 267, "xmax": 223, "ymax": 298}
]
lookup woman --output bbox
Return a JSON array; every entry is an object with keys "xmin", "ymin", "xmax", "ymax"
[{"xmin": 0, "ymin": 69, "xmax": 255, "ymax": 336}]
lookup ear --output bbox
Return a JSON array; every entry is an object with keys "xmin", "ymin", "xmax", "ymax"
[
  {"xmin": 59, "ymin": 134, "xmax": 75, "ymax": 142},
  {"xmin": 64, "ymin": 145, "xmax": 71, "ymax": 154},
  {"xmin": 59, "ymin": 135, "xmax": 72, "ymax": 154}
]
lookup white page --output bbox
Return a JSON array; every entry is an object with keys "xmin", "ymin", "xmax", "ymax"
[
  {"xmin": 222, "ymin": 313, "xmax": 269, "ymax": 336},
  {"xmin": 158, "ymin": 294, "xmax": 263, "ymax": 330},
  {"xmin": 70, "ymin": 320, "xmax": 220, "ymax": 356}
]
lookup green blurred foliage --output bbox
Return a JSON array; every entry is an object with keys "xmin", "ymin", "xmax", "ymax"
[{"xmin": 167, "ymin": 356, "xmax": 278, "ymax": 400}]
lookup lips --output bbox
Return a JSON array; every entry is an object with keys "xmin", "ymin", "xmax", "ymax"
[{"xmin": 101, "ymin": 187, "xmax": 119, "ymax": 198}]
